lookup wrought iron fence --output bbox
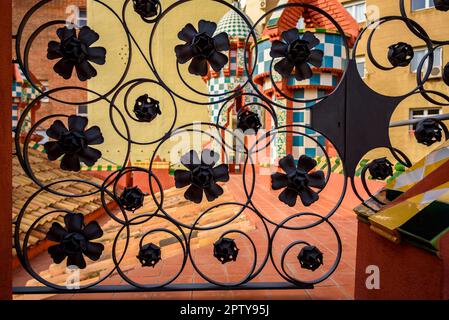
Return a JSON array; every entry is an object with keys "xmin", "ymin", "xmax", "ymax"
[{"xmin": 12, "ymin": 0, "xmax": 449, "ymax": 295}]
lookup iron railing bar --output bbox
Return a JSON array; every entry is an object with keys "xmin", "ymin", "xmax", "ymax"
[
  {"xmin": 13, "ymin": 282, "xmax": 313, "ymax": 294},
  {"xmin": 389, "ymin": 113, "xmax": 449, "ymax": 128}
]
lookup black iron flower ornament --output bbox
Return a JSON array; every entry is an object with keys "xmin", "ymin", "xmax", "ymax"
[
  {"xmin": 174, "ymin": 149, "xmax": 230, "ymax": 204},
  {"xmin": 271, "ymin": 154, "xmax": 325, "ymax": 207},
  {"xmin": 434, "ymin": 0, "xmax": 449, "ymax": 11},
  {"xmin": 119, "ymin": 186, "xmax": 145, "ymax": 211},
  {"xmin": 175, "ymin": 20, "xmax": 230, "ymax": 76},
  {"xmin": 47, "ymin": 26, "xmax": 106, "ymax": 81},
  {"xmin": 133, "ymin": 0, "xmax": 160, "ymax": 19},
  {"xmin": 367, "ymin": 157, "xmax": 393, "ymax": 180},
  {"xmin": 213, "ymin": 238, "xmax": 239, "ymax": 264},
  {"xmin": 137, "ymin": 243, "xmax": 161, "ymax": 267},
  {"xmin": 298, "ymin": 245, "xmax": 323, "ymax": 272},
  {"xmin": 387, "ymin": 42, "xmax": 414, "ymax": 67},
  {"xmin": 44, "ymin": 115, "xmax": 104, "ymax": 172},
  {"xmin": 46, "ymin": 213, "xmax": 104, "ymax": 269},
  {"xmin": 414, "ymin": 118, "xmax": 443, "ymax": 146},
  {"xmin": 133, "ymin": 94, "xmax": 162, "ymax": 122},
  {"xmin": 237, "ymin": 109, "xmax": 262, "ymax": 135},
  {"xmin": 270, "ymin": 29, "xmax": 323, "ymax": 81}
]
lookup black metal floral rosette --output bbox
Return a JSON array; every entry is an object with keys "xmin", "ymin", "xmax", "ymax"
[
  {"xmin": 174, "ymin": 149, "xmax": 230, "ymax": 204},
  {"xmin": 148, "ymin": 121, "xmax": 257, "ymax": 231},
  {"xmin": 175, "ymin": 20, "xmax": 230, "ymax": 77},
  {"xmin": 47, "ymin": 26, "xmax": 106, "ymax": 81},
  {"xmin": 240, "ymin": 2, "xmax": 353, "ymax": 110},
  {"xmin": 133, "ymin": 0, "xmax": 162, "ymax": 22},
  {"xmin": 44, "ymin": 115, "xmax": 104, "ymax": 172},
  {"xmin": 47, "ymin": 213, "xmax": 104, "ymax": 269},
  {"xmin": 271, "ymin": 154, "xmax": 326, "ymax": 207},
  {"xmin": 149, "ymin": 0, "xmax": 259, "ymax": 106},
  {"xmin": 270, "ymin": 29, "xmax": 324, "ymax": 81}
]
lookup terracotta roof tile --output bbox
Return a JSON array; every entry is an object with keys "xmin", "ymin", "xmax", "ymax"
[
  {"xmin": 18, "ymin": 184, "xmax": 256, "ymax": 290},
  {"xmin": 12, "ymin": 145, "xmax": 107, "ymax": 254},
  {"xmin": 264, "ymin": 0, "xmax": 360, "ymax": 45}
]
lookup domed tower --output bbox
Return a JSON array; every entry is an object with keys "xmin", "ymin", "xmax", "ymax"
[
  {"xmin": 252, "ymin": 0, "xmax": 359, "ymax": 164},
  {"xmin": 204, "ymin": 1, "xmax": 260, "ymax": 127}
]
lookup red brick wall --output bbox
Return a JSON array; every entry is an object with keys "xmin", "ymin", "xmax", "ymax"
[{"xmin": 12, "ymin": 0, "xmax": 87, "ymax": 120}]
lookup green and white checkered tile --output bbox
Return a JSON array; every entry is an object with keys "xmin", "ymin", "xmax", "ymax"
[
  {"xmin": 30, "ymin": 142, "xmax": 46, "ymax": 153},
  {"xmin": 14, "ymin": 111, "xmax": 32, "ymax": 135},
  {"xmin": 251, "ymin": 31, "xmax": 347, "ymax": 160},
  {"xmin": 82, "ymin": 164, "xmax": 123, "ymax": 171},
  {"xmin": 12, "ymin": 65, "xmax": 43, "ymax": 134},
  {"xmin": 291, "ymin": 89, "xmax": 327, "ymax": 158},
  {"xmin": 207, "ymin": 0, "xmax": 259, "ymax": 122},
  {"xmin": 13, "ymin": 64, "xmax": 41, "ymax": 101},
  {"xmin": 270, "ymin": 95, "xmax": 287, "ymax": 163},
  {"xmin": 12, "ymin": 81, "xmax": 22, "ymax": 100},
  {"xmin": 12, "ymin": 105, "xmax": 18, "ymax": 132},
  {"xmin": 207, "ymin": 47, "xmax": 261, "ymax": 125},
  {"xmin": 214, "ymin": 7, "xmax": 258, "ymax": 39},
  {"xmin": 254, "ymin": 32, "xmax": 346, "ymax": 82}
]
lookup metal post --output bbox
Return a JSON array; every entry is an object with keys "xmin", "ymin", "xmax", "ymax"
[
  {"xmin": 389, "ymin": 113, "xmax": 449, "ymax": 128},
  {"xmin": 0, "ymin": 0, "xmax": 12, "ymax": 301}
]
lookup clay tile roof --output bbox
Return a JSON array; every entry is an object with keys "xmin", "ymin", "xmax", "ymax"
[
  {"xmin": 12, "ymin": 144, "xmax": 110, "ymax": 256},
  {"xmin": 19, "ymin": 184, "xmax": 256, "ymax": 290},
  {"xmin": 264, "ymin": 0, "xmax": 360, "ymax": 45}
]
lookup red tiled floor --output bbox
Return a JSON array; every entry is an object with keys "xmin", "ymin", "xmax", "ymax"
[
  {"xmin": 192, "ymin": 290, "xmax": 235, "ymax": 300},
  {"xmin": 13, "ymin": 173, "xmax": 384, "ymax": 300},
  {"xmin": 306, "ymin": 286, "xmax": 351, "ymax": 300},
  {"xmin": 111, "ymin": 292, "xmax": 156, "ymax": 300},
  {"xmin": 269, "ymin": 289, "xmax": 312, "ymax": 300}
]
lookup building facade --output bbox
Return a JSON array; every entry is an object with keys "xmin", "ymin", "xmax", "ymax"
[
  {"xmin": 340, "ymin": 0, "xmax": 449, "ymax": 162},
  {"xmin": 85, "ymin": 0, "xmax": 229, "ymax": 174},
  {"xmin": 38, "ymin": 0, "xmax": 446, "ymax": 176},
  {"xmin": 200, "ymin": 0, "xmax": 359, "ymax": 170},
  {"xmin": 252, "ymin": 0, "xmax": 359, "ymax": 164},
  {"xmin": 12, "ymin": 0, "xmax": 87, "ymax": 140},
  {"xmin": 85, "ymin": 0, "xmax": 360, "ymax": 173}
]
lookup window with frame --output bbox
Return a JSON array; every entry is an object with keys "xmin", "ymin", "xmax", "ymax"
[
  {"xmin": 411, "ymin": 0, "xmax": 435, "ymax": 11},
  {"xmin": 77, "ymin": 105, "xmax": 88, "ymax": 117},
  {"xmin": 356, "ymin": 56, "xmax": 366, "ymax": 78},
  {"xmin": 77, "ymin": 8, "xmax": 87, "ymax": 28},
  {"xmin": 410, "ymin": 47, "xmax": 442, "ymax": 74},
  {"xmin": 410, "ymin": 108, "xmax": 442, "ymax": 129},
  {"xmin": 344, "ymin": 1, "xmax": 366, "ymax": 23}
]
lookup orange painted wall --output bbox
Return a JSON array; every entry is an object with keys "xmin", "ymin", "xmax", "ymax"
[{"xmin": 355, "ymin": 221, "xmax": 449, "ymax": 300}]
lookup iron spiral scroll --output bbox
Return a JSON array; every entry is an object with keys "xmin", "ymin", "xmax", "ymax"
[{"xmin": 12, "ymin": 0, "xmax": 449, "ymax": 294}]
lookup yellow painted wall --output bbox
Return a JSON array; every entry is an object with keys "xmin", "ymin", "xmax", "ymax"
[
  {"xmin": 245, "ymin": 0, "xmax": 279, "ymax": 32},
  {"xmin": 87, "ymin": 0, "xmax": 231, "ymax": 166},
  {"xmin": 340, "ymin": 0, "xmax": 449, "ymax": 163},
  {"xmin": 87, "ymin": 0, "xmax": 449, "ymax": 167}
]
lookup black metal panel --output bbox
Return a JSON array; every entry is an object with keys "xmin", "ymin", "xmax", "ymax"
[{"xmin": 312, "ymin": 61, "xmax": 405, "ymax": 177}]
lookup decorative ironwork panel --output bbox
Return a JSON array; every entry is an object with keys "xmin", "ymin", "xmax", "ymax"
[{"xmin": 12, "ymin": 0, "xmax": 449, "ymax": 295}]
